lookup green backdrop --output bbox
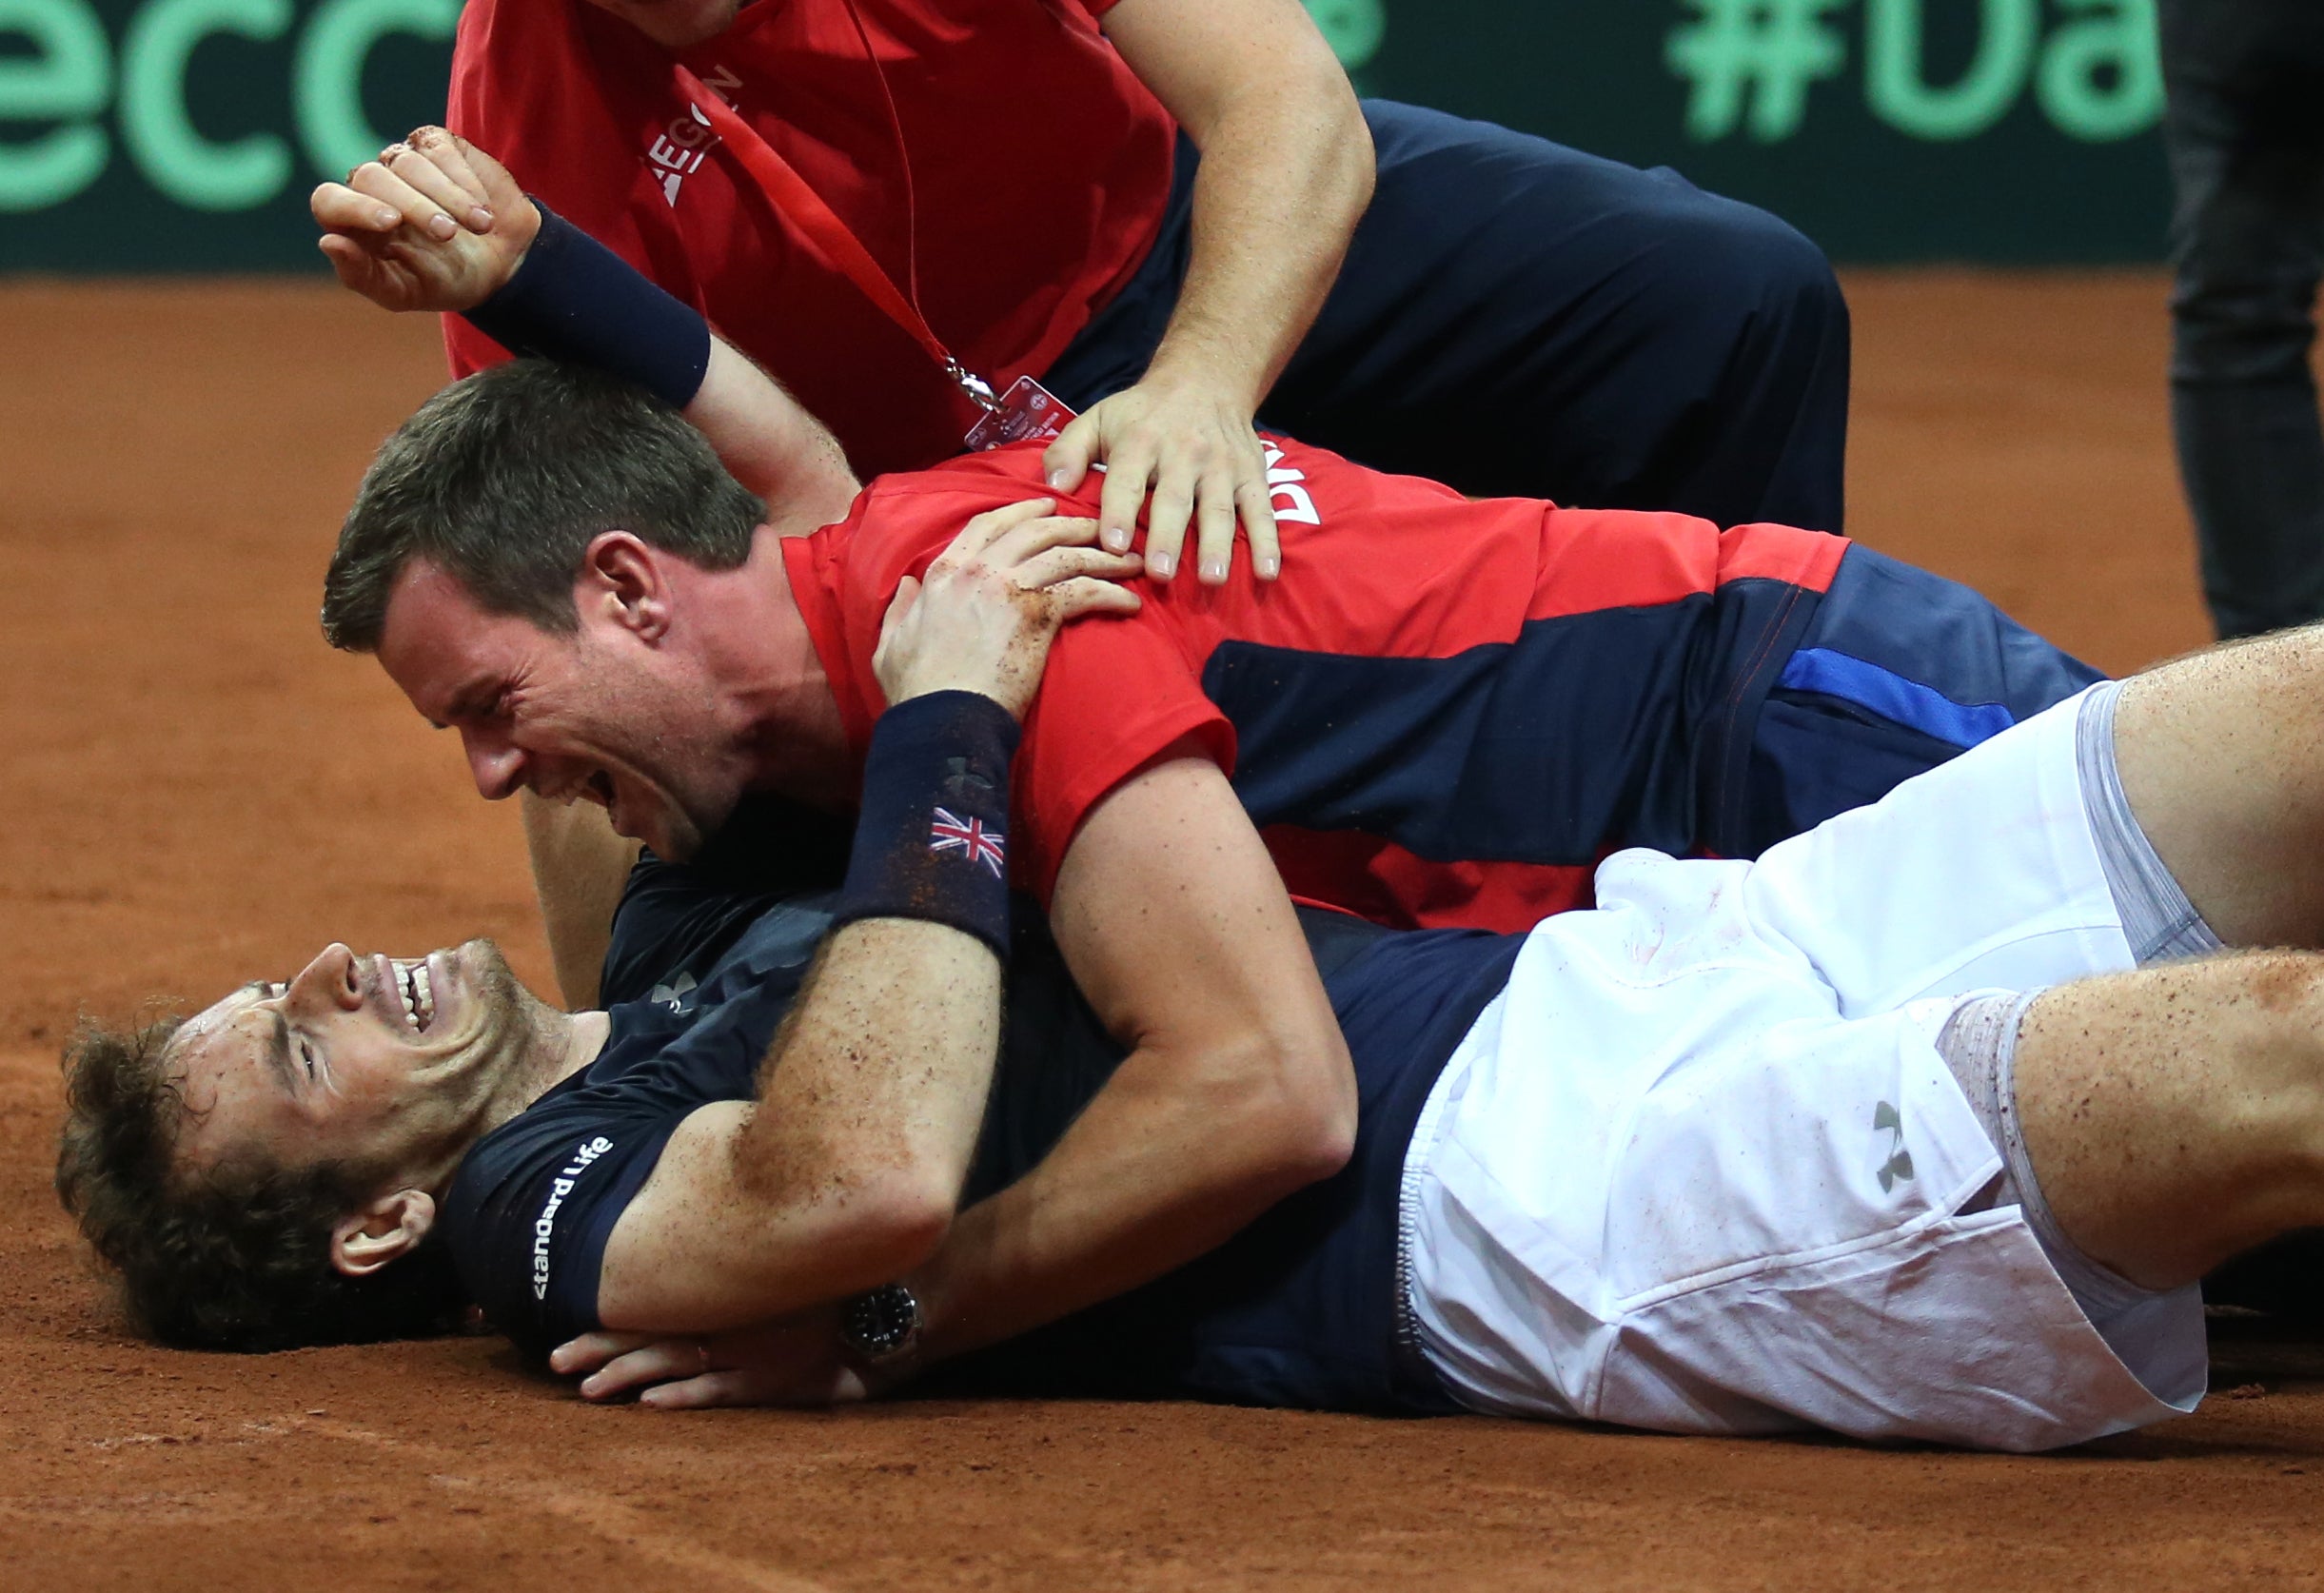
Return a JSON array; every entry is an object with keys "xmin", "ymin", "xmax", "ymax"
[{"xmin": 0, "ymin": 0, "xmax": 2168, "ymax": 270}]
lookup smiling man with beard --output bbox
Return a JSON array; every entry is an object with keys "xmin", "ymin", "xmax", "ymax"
[{"xmin": 59, "ymin": 937, "xmax": 590, "ymax": 1347}]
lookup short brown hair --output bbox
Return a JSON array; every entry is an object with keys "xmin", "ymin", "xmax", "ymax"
[
  {"xmin": 322, "ymin": 361, "xmax": 766, "ymax": 652},
  {"xmin": 55, "ymin": 1016, "xmax": 465, "ymax": 1351}
]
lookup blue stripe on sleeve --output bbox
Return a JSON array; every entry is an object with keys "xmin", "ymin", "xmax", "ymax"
[{"xmin": 1777, "ymin": 646, "xmax": 2018, "ymax": 749}]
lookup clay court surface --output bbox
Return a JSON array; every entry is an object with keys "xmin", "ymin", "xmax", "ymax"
[{"xmin": 5, "ymin": 273, "xmax": 2320, "ymax": 1589}]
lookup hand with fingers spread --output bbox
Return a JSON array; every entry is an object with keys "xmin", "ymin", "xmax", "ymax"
[
  {"xmin": 551, "ymin": 1308, "xmax": 879, "ymax": 1410},
  {"xmin": 874, "ymin": 497, "xmax": 1146, "ymax": 718},
  {"xmin": 1041, "ymin": 370, "xmax": 1281, "ymax": 588},
  {"xmin": 312, "ymin": 126, "xmax": 539, "ymax": 314}
]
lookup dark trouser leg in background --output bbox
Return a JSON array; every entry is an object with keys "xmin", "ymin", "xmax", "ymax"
[
  {"xmin": 2161, "ymin": 0, "xmax": 2324, "ymax": 640},
  {"xmin": 1046, "ymin": 102, "xmax": 1852, "ymax": 533}
]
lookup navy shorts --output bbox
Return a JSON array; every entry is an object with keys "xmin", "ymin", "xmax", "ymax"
[{"xmin": 1730, "ymin": 545, "xmax": 2106, "ymax": 857}]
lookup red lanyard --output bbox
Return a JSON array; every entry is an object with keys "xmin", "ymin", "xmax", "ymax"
[{"xmin": 672, "ymin": 41, "xmax": 1001, "ymax": 413}]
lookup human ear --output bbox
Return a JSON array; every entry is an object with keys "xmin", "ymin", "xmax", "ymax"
[
  {"xmin": 580, "ymin": 531, "xmax": 672, "ymax": 641},
  {"xmin": 328, "ymin": 1189, "xmax": 439, "ymax": 1277}
]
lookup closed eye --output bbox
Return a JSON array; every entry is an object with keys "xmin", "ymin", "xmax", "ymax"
[
  {"xmin": 461, "ymin": 687, "xmax": 512, "ymax": 725},
  {"xmin": 428, "ymin": 685, "xmax": 510, "ymax": 730}
]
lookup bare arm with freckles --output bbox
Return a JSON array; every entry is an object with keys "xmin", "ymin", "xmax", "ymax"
[
  {"xmin": 583, "ymin": 503, "xmax": 1142, "ymax": 1335},
  {"xmin": 594, "ymin": 916, "xmax": 995, "ymax": 1333}
]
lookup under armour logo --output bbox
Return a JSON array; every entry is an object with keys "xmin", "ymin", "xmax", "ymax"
[
  {"xmin": 942, "ymin": 756, "xmax": 996, "ymax": 804},
  {"xmin": 1874, "ymin": 1101, "xmax": 1914, "ymax": 1192},
  {"xmin": 649, "ymin": 972, "xmax": 699, "ymax": 1013}
]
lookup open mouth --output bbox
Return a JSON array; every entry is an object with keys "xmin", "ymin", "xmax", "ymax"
[
  {"xmin": 586, "ymin": 771, "xmax": 616, "ymax": 808},
  {"xmin": 398, "ymin": 961, "xmax": 437, "ymax": 1033}
]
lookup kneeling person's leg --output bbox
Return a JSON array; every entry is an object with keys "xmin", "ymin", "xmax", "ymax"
[{"xmin": 521, "ymin": 791, "xmax": 643, "ymax": 1011}]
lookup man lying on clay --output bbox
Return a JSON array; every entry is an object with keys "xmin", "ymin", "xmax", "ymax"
[{"xmin": 56, "ymin": 491, "xmax": 2324, "ymax": 1449}]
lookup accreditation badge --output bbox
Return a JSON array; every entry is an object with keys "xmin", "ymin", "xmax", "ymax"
[{"xmin": 964, "ymin": 377, "xmax": 1076, "ymax": 452}]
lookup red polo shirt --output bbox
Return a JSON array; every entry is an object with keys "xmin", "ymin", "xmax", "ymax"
[
  {"xmin": 445, "ymin": 0, "xmax": 1174, "ymax": 477},
  {"xmin": 782, "ymin": 438, "xmax": 1848, "ymax": 931}
]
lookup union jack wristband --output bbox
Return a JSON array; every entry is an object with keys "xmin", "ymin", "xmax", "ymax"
[{"xmin": 831, "ymin": 690, "xmax": 1020, "ymax": 959}]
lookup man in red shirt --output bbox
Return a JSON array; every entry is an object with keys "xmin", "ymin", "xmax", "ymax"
[
  {"xmin": 314, "ymin": 136, "xmax": 2092, "ymax": 957},
  {"xmin": 785, "ymin": 440, "xmax": 1912, "ymax": 934},
  {"xmin": 318, "ymin": 0, "xmax": 1850, "ymax": 591},
  {"xmin": 308, "ymin": 136, "xmax": 2091, "ymax": 947}
]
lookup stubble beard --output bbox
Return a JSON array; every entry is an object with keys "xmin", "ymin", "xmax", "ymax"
[{"xmin": 448, "ymin": 939, "xmax": 571, "ymax": 1106}]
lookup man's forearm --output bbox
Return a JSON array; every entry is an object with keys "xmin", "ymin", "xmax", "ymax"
[
  {"xmin": 595, "ymin": 914, "xmax": 1003, "ymax": 1331},
  {"xmin": 735, "ymin": 917, "xmax": 1000, "ymax": 1221},
  {"xmin": 449, "ymin": 187, "xmax": 859, "ymax": 526},
  {"xmin": 1146, "ymin": 85, "xmax": 1373, "ymax": 407},
  {"xmin": 1103, "ymin": 0, "xmax": 1374, "ymax": 409},
  {"xmin": 731, "ymin": 688, "xmax": 1020, "ymax": 1213}
]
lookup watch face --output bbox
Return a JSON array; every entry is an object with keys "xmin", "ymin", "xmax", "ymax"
[{"xmin": 846, "ymin": 1284, "xmax": 920, "ymax": 1360}]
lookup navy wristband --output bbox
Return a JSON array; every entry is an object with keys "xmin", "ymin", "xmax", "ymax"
[
  {"xmin": 462, "ymin": 202, "xmax": 713, "ymax": 412},
  {"xmin": 831, "ymin": 692, "xmax": 1020, "ymax": 958}
]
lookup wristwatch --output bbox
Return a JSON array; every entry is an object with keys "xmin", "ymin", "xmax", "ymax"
[{"xmin": 839, "ymin": 1282, "xmax": 923, "ymax": 1366}]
